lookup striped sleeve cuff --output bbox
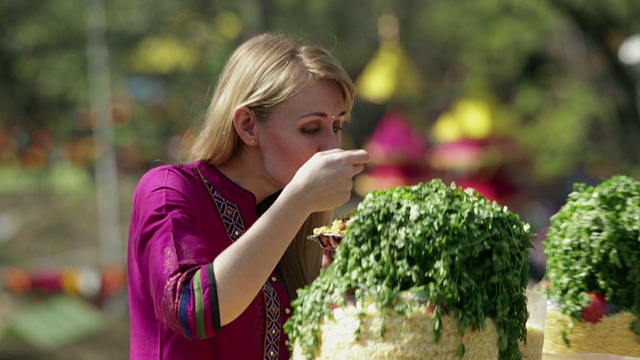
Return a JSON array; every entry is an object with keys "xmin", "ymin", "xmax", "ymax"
[
  {"xmin": 207, "ymin": 263, "xmax": 221, "ymax": 332},
  {"xmin": 178, "ymin": 263, "xmax": 222, "ymax": 339}
]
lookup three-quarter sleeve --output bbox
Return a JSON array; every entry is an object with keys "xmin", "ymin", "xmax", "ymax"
[{"xmin": 129, "ymin": 166, "xmax": 224, "ymax": 339}]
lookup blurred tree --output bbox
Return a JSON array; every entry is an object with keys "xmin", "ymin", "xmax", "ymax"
[
  {"xmin": 396, "ymin": 0, "xmax": 640, "ymax": 185},
  {"xmin": 0, "ymin": 0, "xmax": 89, "ymax": 166},
  {"xmin": 544, "ymin": 0, "xmax": 640, "ymax": 161},
  {"xmin": 0, "ymin": 0, "xmax": 638, "ymax": 185}
]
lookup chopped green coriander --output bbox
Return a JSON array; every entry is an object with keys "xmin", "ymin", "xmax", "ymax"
[
  {"xmin": 285, "ymin": 179, "xmax": 534, "ymax": 360},
  {"xmin": 542, "ymin": 175, "xmax": 640, "ymax": 336}
]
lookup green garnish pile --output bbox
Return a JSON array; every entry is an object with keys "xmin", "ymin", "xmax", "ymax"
[
  {"xmin": 286, "ymin": 179, "xmax": 534, "ymax": 360},
  {"xmin": 542, "ymin": 175, "xmax": 640, "ymax": 326}
]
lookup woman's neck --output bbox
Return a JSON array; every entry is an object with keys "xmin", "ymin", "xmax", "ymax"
[{"xmin": 216, "ymin": 152, "xmax": 278, "ymax": 204}]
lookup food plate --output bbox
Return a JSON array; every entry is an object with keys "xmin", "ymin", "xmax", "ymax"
[{"xmin": 307, "ymin": 233, "xmax": 344, "ymax": 251}]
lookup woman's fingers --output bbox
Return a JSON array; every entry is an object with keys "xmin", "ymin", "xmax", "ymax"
[
  {"xmin": 287, "ymin": 148, "xmax": 369, "ymax": 212},
  {"xmin": 321, "ymin": 250, "xmax": 334, "ymax": 269},
  {"xmin": 340, "ymin": 149, "xmax": 369, "ymax": 175}
]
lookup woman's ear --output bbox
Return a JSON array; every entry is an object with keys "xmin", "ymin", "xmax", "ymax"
[{"xmin": 232, "ymin": 106, "xmax": 258, "ymax": 146}]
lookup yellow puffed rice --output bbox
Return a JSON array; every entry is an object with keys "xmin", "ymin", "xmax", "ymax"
[
  {"xmin": 292, "ymin": 302, "xmax": 544, "ymax": 360},
  {"xmin": 313, "ymin": 219, "xmax": 347, "ymax": 235},
  {"xmin": 543, "ymin": 307, "xmax": 640, "ymax": 357}
]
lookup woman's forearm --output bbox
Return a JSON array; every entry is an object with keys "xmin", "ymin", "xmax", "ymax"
[{"xmin": 213, "ymin": 188, "xmax": 310, "ymax": 326}]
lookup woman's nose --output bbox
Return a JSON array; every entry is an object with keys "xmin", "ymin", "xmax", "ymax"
[{"xmin": 319, "ymin": 133, "xmax": 341, "ymax": 151}]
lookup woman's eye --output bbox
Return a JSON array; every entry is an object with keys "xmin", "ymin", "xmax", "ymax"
[{"xmin": 301, "ymin": 121, "xmax": 344, "ymax": 135}]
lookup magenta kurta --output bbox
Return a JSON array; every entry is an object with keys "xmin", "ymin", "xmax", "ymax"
[{"xmin": 127, "ymin": 161, "xmax": 291, "ymax": 359}]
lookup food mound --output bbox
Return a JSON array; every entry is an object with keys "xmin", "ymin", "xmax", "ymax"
[
  {"xmin": 542, "ymin": 175, "xmax": 640, "ymax": 357},
  {"xmin": 307, "ymin": 219, "xmax": 348, "ymax": 251},
  {"xmin": 313, "ymin": 219, "xmax": 347, "ymax": 236},
  {"xmin": 286, "ymin": 180, "xmax": 538, "ymax": 360}
]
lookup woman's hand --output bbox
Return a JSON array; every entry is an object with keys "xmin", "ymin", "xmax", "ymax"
[
  {"xmin": 286, "ymin": 148, "xmax": 369, "ymax": 213},
  {"xmin": 321, "ymin": 250, "xmax": 334, "ymax": 269}
]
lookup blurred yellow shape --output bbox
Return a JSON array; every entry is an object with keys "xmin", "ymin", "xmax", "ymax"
[
  {"xmin": 356, "ymin": 40, "xmax": 423, "ymax": 104},
  {"xmin": 128, "ymin": 36, "xmax": 200, "ymax": 74},
  {"xmin": 456, "ymin": 99, "xmax": 492, "ymax": 139},
  {"xmin": 214, "ymin": 11, "xmax": 242, "ymax": 40},
  {"xmin": 432, "ymin": 99, "xmax": 493, "ymax": 142}
]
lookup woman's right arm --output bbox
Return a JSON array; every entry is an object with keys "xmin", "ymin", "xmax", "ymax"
[{"xmin": 212, "ymin": 149, "xmax": 368, "ymax": 325}]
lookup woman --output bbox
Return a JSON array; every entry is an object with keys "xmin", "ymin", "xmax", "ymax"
[{"xmin": 127, "ymin": 33, "xmax": 369, "ymax": 359}]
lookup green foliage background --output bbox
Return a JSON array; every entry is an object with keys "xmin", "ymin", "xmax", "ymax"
[
  {"xmin": 1, "ymin": 0, "xmax": 640, "ymax": 194},
  {"xmin": 1, "ymin": 1, "xmax": 640, "ymax": 356}
]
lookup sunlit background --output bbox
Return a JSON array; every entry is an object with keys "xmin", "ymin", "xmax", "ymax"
[{"xmin": 1, "ymin": 0, "xmax": 640, "ymax": 358}]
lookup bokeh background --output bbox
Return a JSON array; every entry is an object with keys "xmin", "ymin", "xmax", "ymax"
[{"xmin": 1, "ymin": 0, "xmax": 640, "ymax": 358}]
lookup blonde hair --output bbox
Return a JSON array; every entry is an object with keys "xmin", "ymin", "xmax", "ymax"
[{"xmin": 190, "ymin": 33, "xmax": 356, "ymax": 298}]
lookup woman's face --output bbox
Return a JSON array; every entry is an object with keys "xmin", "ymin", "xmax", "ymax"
[{"xmin": 255, "ymin": 80, "xmax": 347, "ymax": 188}]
